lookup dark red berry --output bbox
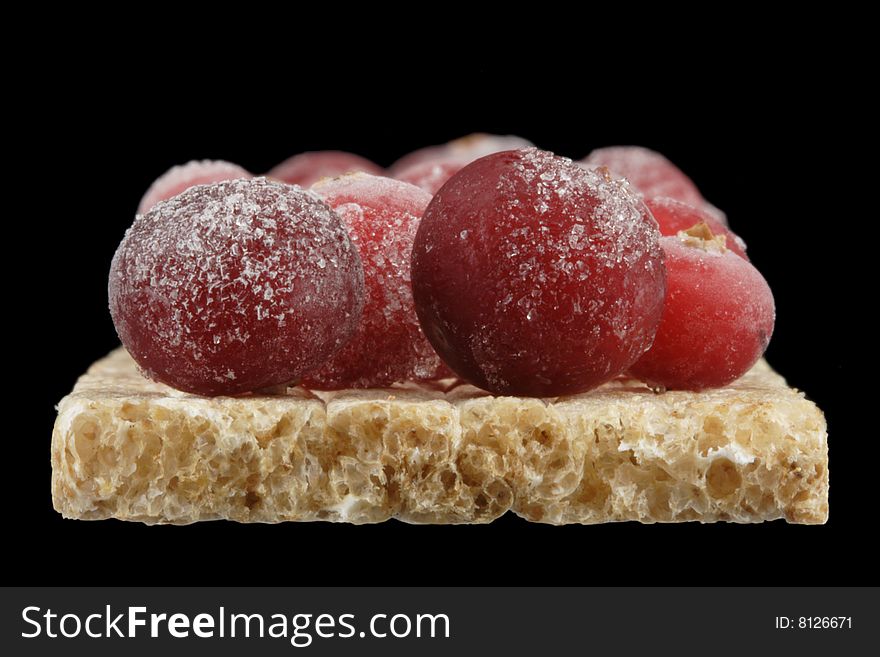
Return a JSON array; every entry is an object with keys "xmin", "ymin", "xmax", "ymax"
[{"xmin": 412, "ymin": 148, "xmax": 666, "ymax": 397}]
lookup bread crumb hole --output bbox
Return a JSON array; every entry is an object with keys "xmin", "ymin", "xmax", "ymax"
[
  {"xmin": 257, "ymin": 415, "xmax": 292, "ymax": 448},
  {"xmin": 706, "ymin": 458, "xmax": 741, "ymax": 498},
  {"xmin": 703, "ymin": 416, "xmax": 724, "ymax": 434},
  {"xmin": 522, "ymin": 504, "xmax": 544, "ymax": 521},
  {"xmin": 120, "ymin": 402, "xmax": 146, "ymax": 422},
  {"xmin": 576, "ymin": 483, "xmax": 597, "ymax": 504},
  {"xmin": 245, "ymin": 491, "xmax": 261, "ymax": 509},
  {"xmin": 383, "ymin": 466, "xmax": 400, "ymax": 505},
  {"xmin": 486, "ymin": 480, "xmax": 508, "ymax": 500},
  {"xmin": 698, "ymin": 429, "xmax": 727, "ymax": 456},
  {"xmin": 439, "ymin": 470, "xmax": 457, "ymax": 491},
  {"xmin": 73, "ymin": 420, "xmax": 99, "ymax": 463}
]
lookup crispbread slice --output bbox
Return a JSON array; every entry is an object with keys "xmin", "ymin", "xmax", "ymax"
[{"xmin": 51, "ymin": 348, "xmax": 828, "ymax": 525}]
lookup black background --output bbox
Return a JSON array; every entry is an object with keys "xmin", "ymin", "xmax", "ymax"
[{"xmin": 12, "ymin": 51, "xmax": 866, "ymax": 586}]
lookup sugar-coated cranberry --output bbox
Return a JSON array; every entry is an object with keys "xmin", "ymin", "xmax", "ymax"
[
  {"xmin": 302, "ymin": 174, "xmax": 448, "ymax": 389},
  {"xmin": 389, "ymin": 133, "xmax": 534, "ymax": 175},
  {"xmin": 412, "ymin": 148, "xmax": 666, "ymax": 397},
  {"xmin": 110, "ymin": 178, "xmax": 364, "ymax": 396},
  {"xmin": 394, "ymin": 159, "xmax": 464, "ymax": 195},
  {"xmin": 645, "ymin": 197, "xmax": 747, "ymax": 259},
  {"xmin": 267, "ymin": 151, "xmax": 382, "ymax": 187},
  {"xmin": 138, "ymin": 160, "xmax": 251, "ymax": 214},
  {"xmin": 629, "ymin": 225, "xmax": 775, "ymax": 390},
  {"xmin": 581, "ymin": 146, "xmax": 703, "ymax": 206}
]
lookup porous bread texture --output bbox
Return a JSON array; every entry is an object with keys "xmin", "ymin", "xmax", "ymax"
[{"xmin": 52, "ymin": 349, "xmax": 828, "ymax": 525}]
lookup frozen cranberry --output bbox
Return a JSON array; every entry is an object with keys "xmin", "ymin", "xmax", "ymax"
[
  {"xmin": 629, "ymin": 224, "xmax": 775, "ymax": 390},
  {"xmin": 267, "ymin": 151, "xmax": 382, "ymax": 187},
  {"xmin": 394, "ymin": 159, "xmax": 464, "ymax": 195},
  {"xmin": 389, "ymin": 133, "xmax": 534, "ymax": 175},
  {"xmin": 302, "ymin": 173, "xmax": 448, "ymax": 389},
  {"xmin": 581, "ymin": 146, "xmax": 703, "ymax": 206},
  {"xmin": 110, "ymin": 178, "xmax": 364, "ymax": 396},
  {"xmin": 412, "ymin": 148, "xmax": 666, "ymax": 397},
  {"xmin": 645, "ymin": 197, "xmax": 747, "ymax": 259},
  {"xmin": 137, "ymin": 160, "xmax": 251, "ymax": 214},
  {"xmin": 388, "ymin": 144, "xmax": 448, "ymax": 176}
]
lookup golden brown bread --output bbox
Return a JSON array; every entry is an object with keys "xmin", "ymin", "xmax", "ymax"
[{"xmin": 51, "ymin": 348, "xmax": 828, "ymax": 525}]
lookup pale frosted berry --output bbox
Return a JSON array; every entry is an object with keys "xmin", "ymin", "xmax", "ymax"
[
  {"xmin": 629, "ymin": 225, "xmax": 774, "ymax": 390},
  {"xmin": 110, "ymin": 178, "xmax": 364, "ymax": 395}
]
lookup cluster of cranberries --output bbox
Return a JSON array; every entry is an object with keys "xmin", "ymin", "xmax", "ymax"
[{"xmin": 110, "ymin": 136, "xmax": 775, "ymax": 397}]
